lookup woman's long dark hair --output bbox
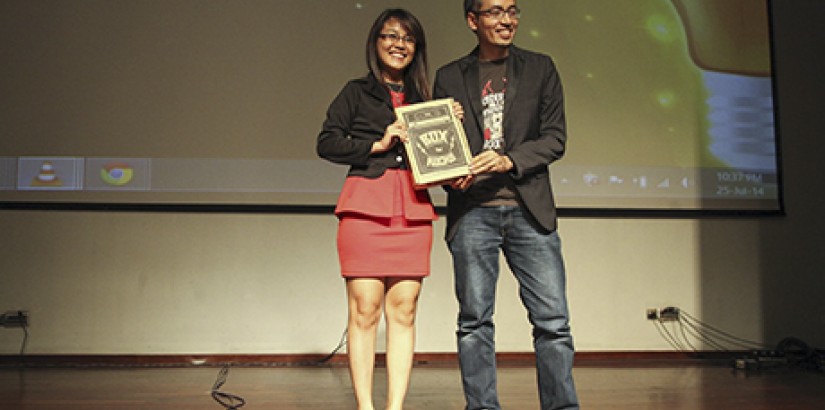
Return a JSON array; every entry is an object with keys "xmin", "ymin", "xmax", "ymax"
[{"xmin": 366, "ymin": 9, "xmax": 431, "ymax": 100}]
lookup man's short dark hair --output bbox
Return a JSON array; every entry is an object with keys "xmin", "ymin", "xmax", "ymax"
[{"xmin": 463, "ymin": 0, "xmax": 481, "ymax": 16}]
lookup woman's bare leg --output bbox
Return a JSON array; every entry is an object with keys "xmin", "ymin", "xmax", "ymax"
[
  {"xmin": 383, "ymin": 278, "xmax": 422, "ymax": 410},
  {"xmin": 346, "ymin": 278, "xmax": 385, "ymax": 410}
]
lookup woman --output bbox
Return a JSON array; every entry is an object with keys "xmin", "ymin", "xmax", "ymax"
[{"xmin": 316, "ymin": 9, "xmax": 435, "ymax": 410}]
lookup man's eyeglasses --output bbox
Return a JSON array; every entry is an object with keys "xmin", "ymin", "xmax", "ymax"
[
  {"xmin": 379, "ymin": 32, "xmax": 416, "ymax": 46},
  {"xmin": 475, "ymin": 6, "xmax": 521, "ymax": 21}
]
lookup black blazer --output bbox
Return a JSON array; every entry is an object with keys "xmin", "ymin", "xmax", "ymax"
[
  {"xmin": 434, "ymin": 45, "xmax": 566, "ymax": 241},
  {"xmin": 317, "ymin": 73, "xmax": 424, "ymax": 178}
]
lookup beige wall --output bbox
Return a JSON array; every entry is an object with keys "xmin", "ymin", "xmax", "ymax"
[
  {"xmin": 0, "ymin": 213, "xmax": 769, "ymax": 354},
  {"xmin": 1, "ymin": 210, "xmax": 821, "ymax": 355},
  {"xmin": 2, "ymin": 1, "xmax": 824, "ymax": 355}
]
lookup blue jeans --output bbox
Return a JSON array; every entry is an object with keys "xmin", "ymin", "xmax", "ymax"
[{"xmin": 448, "ymin": 206, "xmax": 579, "ymax": 410}]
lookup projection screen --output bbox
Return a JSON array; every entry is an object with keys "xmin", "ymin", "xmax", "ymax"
[{"xmin": 0, "ymin": 0, "xmax": 781, "ymax": 212}]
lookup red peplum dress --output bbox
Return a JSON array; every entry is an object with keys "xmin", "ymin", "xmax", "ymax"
[{"xmin": 335, "ymin": 89, "xmax": 437, "ymax": 278}]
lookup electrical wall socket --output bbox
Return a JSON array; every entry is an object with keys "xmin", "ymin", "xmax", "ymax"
[
  {"xmin": 0, "ymin": 310, "xmax": 29, "ymax": 328},
  {"xmin": 646, "ymin": 306, "xmax": 680, "ymax": 322},
  {"xmin": 659, "ymin": 306, "xmax": 680, "ymax": 321}
]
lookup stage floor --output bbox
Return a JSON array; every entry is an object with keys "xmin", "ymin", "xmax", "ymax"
[{"xmin": 1, "ymin": 363, "xmax": 823, "ymax": 409}]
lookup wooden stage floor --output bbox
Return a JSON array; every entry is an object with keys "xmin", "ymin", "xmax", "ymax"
[{"xmin": 1, "ymin": 363, "xmax": 823, "ymax": 409}]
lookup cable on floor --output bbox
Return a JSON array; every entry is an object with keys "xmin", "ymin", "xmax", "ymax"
[
  {"xmin": 209, "ymin": 326, "xmax": 348, "ymax": 408},
  {"xmin": 649, "ymin": 306, "xmax": 824, "ymax": 373},
  {"xmin": 211, "ymin": 365, "xmax": 245, "ymax": 409}
]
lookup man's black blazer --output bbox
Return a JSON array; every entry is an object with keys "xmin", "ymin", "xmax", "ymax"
[{"xmin": 434, "ymin": 45, "xmax": 567, "ymax": 241}]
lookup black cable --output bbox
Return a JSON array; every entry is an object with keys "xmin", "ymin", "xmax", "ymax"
[
  {"xmin": 20, "ymin": 324, "xmax": 28, "ymax": 355},
  {"xmin": 651, "ymin": 308, "xmax": 770, "ymax": 352},
  {"xmin": 316, "ymin": 326, "xmax": 348, "ymax": 365},
  {"xmin": 209, "ymin": 326, "xmax": 348, "ymax": 409},
  {"xmin": 650, "ymin": 307, "xmax": 824, "ymax": 373},
  {"xmin": 676, "ymin": 320, "xmax": 699, "ymax": 352},
  {"xmin": 679, "ymin": 311, "xmax": 770, "ymax": 349},
  {"xmin": 654, "ymin": 320, "xmax": 685, "ymax": 351},
  {"xmin": 211, "ymin": 366, "xmax": 245, "ymax": 410},
  {"xmin": 776, "ymin": 337, "xmax": 824, "ymax": 372},
  {"xmin": 681, "ymin": 321, "xmax": 729, "ymax": 351},
  {"xmin": 679, "ymin": 315, "xmax": 741, "ymax": 351},
  {"xmin": 654, "ymin": 321, "xmax": 681, "ymax": 351},
  {"xmin": 679, "ymin": 319, "xmax": 728, "ymax": 351}
]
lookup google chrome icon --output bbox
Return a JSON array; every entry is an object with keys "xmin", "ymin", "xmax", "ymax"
[{"xmin": 100, "ymin": 162, "xmax": 134, "ymax": 186}]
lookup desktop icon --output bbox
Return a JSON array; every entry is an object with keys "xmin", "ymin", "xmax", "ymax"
[
  {"xmin": 30, "ymin": 161, "xmax": 62, "ymax": 187},
  {"xmin": 100, "ymin": 162, "xmax": 134, "ymax": 186}
]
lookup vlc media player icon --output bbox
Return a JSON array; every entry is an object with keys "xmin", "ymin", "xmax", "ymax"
[{"xmin": 31, "ymin": 161, "xmax": 63, "ymax": 187}]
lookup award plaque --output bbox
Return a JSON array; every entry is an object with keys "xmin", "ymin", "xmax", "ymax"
[{"xmin": 395, "ymin": 98, "xmax": 472, "ymax": 186}]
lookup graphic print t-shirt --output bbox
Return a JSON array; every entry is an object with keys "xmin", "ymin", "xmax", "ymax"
[
  {"xmin": 469, "ymin": 57, "xmax": 517, "ymax": 206},
  {"xmin": 481, "ymin": 59, "xmax": 507, "ymax": 152}
]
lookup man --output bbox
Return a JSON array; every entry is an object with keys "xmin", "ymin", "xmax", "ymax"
[{"xmin": 433, "ymin": 1, "xmax": 579, "ymax": 409}]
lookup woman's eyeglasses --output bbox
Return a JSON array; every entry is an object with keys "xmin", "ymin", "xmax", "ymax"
[{"xmin": 379, "ymin": 32, "xmax": 416, "ymax": 46}]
